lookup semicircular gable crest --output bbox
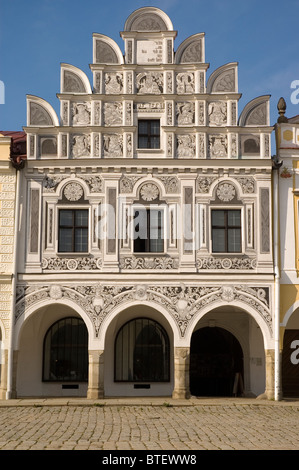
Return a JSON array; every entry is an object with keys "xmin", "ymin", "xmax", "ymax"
[
  {"xmin": 27, "ymin": 95, "xmax": 59, "ymax": 127},
  {"xmin": 238, "ymin": 96, "xmax": 270, "ymax": 126},
  {"xmin": 93, "ymin": 34, "xmax": 124, "ymax": 64},
  {"xmin": 175, "ymin": 34, "xmax": 205, "ymax": 64},
  {"xmin": 207, "ymin": 63, "xmax": 238, "ymax": 94},
  {"xmin": 124, "ymin": 7, "xmax": 173, "ymax": 31},
  {"xmin": 61, "ymin": 64, "xmax": 92, "ymax": 94}
]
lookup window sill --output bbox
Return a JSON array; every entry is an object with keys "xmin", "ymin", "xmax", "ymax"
[
  {"xmin": 133, "ymin": 252, "xmax": 166, "ymax": 256},
  {"xmin": 211, "ymin": 252, "xmax": 244, "ymax": 256},
  {"xmin": 57, "ymin": 252, "xmax": 90, "ymax": 256},
  {"xmin": 137, "ymin": 148, "xmax": 162, "ymax": 153}
]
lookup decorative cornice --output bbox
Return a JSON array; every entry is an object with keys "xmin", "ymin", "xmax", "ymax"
[{"xmin": 15, "ymin": 282, "xmax": 272, "ymax": 338}]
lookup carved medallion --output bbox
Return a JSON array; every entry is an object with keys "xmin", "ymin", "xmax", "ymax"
[
  {"xmin": 216, "ymin": 183, "xmax": 236, "ymax": 202},
  {"xmin": 140, "ymin": 183, "xmax": 159, "ymax": 201},
  {"xmin": 63, "ymin": 182, "xmax": 84, "ymax": 201}
]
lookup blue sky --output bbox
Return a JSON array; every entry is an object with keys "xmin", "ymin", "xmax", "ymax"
[{"xmin": 1, "ymin": 0, "xmax": 299, "ymax": 140}]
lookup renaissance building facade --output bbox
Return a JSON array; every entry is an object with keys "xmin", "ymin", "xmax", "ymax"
[{"xmin": 6, "ymin": 7, "xmax": 275, "ymax": 399}]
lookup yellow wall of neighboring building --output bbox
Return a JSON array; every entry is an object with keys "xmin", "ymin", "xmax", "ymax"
[
  {"xmin": 280, "ymin": 284, "xmax": 299, "ymax": 320},
  {"xmin": 0, "ymin": 134, "xmax": 11, "ymax": 161}
]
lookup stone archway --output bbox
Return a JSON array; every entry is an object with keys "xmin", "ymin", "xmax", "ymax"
[
  {"xmin": 15, "ymin": 303, "xmax": 90, "ymax": 398},
  {"xmin": 190, "ymin": 326, "xmax": 244, "ymax": 397}
]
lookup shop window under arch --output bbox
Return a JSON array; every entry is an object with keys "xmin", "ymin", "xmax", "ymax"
[
  {"xmin": 114, "ymin": 318, "xmax": 170, "ymax": 382},
  {"xmin": 43, "ymin": 317, "xmax": 88, "ymax": 382}
]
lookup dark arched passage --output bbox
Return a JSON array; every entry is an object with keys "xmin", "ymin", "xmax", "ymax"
[{"xmin": 190, "ymin": 326, "xmax": 244, "ymax": 397}]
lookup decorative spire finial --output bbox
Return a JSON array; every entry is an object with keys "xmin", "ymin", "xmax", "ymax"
[{"xmin": 277, "ymin": 97, "xmax": 288, "ymax": 123}]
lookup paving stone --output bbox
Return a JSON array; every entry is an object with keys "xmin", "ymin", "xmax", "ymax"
[{"xmin": 0, "ymin": 398, "xmax": 298, "ymax": 450}]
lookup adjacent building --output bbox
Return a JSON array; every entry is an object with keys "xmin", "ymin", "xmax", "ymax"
[
  {"xmin": 0, "ymin": 131, "xmax": 25, "ymax": 398},
  {"xmin": 1, "ymin": 7, "xmax": 276, "ymax": 399},
  {"xmin": 274, "ymin": 99, "xmax": 299, "ymax": 399}
]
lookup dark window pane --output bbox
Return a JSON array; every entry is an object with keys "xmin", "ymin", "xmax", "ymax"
[
  {"xmin": 75, "ymin": 228, "xmax": 88, "ymax": 252},
  {"xmin": 228, "ymin": 228, "xmax": 241, "ymax": 252},
  {"xmin": 59, "ymin": 228, "xmax": 73, "ymax": 252},
  {"xmin": 228, "ymin": 210, "xmax": 241, "ymax": 227},
  {"xmin": 150, "ymin": 136, "xmax": 160, "ymax": 149},
  {"xmin": 75, "ymin": 210, "xmax": 88, "ymax": 227},
  {"xmin": 138, "ymin": 121, "xmax": 148, "ymax": 134},
  {"xmin": 133, "ymin": 209, "xmax": 164, "ymax": 253},
  {"xmin": 43, "ymin": 318, "xmax": 88, "ymax": 382},
  {"xmin": 211, "ymin": 209, "xmax": 242, "ymax": 253},
  {"xmin": 212, "ymin": 228, "xmax": 225, "ymax": 252},
  {"xmin": 115, "ymin": 318, "xmax": 170, "ymax": 382},
  {"xmin": 150, "ymin": 121, "xmax": 160, "ymax": 135},
  {"xmin": 138, "ymin": 136, "xmax": 148, "ymax": 149},
  {"xmin": 138, "ymin": 120, "xmax": 160, "ymax": 149},
  {"xmin": 212, "ymin": 210, "xmax": 225, "ymax": 227},
  {"xmin": 58, "ymin": 209, "xmax": 88, "ymax": 253},
  {"xmin": 59, "ymin": 210, "xmax": 73, "ymax": 226}
]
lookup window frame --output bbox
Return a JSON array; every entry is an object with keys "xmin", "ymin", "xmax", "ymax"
[
  {"xmin": 57, "ymin": 207, "xmax": 90, "ymax": 254},
  {"xmin": 210, "ymin": 207, "xmax": 243, "ymax": 254},
  {"xmin": 132, "ymin": 205, "xmax": 166, "ymax": 254},
  {"xmin": 42, "ymin": 317, "xmax": 88, "ymax": 383},
  {"xmin": 114, "ymin": 317, "xmax": 170, "ymax": 383},
  {"xmin": 138, "ymin": 119, "xmax": 161, "ymax": 150}
]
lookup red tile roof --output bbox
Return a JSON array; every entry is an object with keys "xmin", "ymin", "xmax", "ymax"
[{"xmin": 0, "ymin": 131, "xmax": 26, "ymax": 168}]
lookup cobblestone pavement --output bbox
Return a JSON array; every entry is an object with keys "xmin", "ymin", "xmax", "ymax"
[{"xmin": 0, "ymin": 397, "xmax": 299, "ymax": 450}]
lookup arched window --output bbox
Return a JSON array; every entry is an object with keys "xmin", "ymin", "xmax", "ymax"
[
  {"xmin": 43, "ymin": 317, "xmax": 88, "ymax": 382},
  {"xmin": 115, "ymin": 318, "xmax": 170, "ymax": 382}
]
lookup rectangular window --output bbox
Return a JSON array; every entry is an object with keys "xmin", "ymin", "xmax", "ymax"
[
  {"xmin": 133, "ymin": 208, "xmax": 164, "ymax": 253},
  {"xmin": 211, "ymin": 209, "xmax": 241, "ymax": 253},
  {"xmin": 58, "ymin": 209, "xmax": 88, "ymax": 253},
  {"xmin": 138, "ymin": 120, "xmax": 160, "ymax": 149}
]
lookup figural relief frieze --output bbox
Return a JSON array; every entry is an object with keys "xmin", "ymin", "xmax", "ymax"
[
  {"xmin": 208, "ymin": 101, "xmax": 227, "ymax": 126},
  {"xmin": 72, "ymin": 102, "xmax": 91, "ymax": 126},
  {"xmin": 176, "ymin": 102, "xmax": 195, "ymax": 126},
  {"xmin": 136, "ymin": 72, "xmax": 163, "ymax": 94},
  {"xmin": 15, "ymin": 283, "xmax": 272, "ymax": 337},
  {"xmin": 103, "ymin": 134, "xmax": 123, "ymax": 157},
  {"xmin": 72, "ymin": 134, "xmax": 91, "ymax": 157},
  {"xmin": 177, "ymin": 135, "xmax": 196, "ymax": 158},
  {"xmin": 209, "ymin": 135, "xmax": 227, "ymax": 158},
  {"xmin": 104, "ymin": 102, "xmax": 123, "ymax": 126},
  {"xmin": 105, "ymin": 73, "xmax": 123, "ymax": 94},
  {"xmin": 176, "ymin": 73, "xmax": 195, "ymax": 94}
]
